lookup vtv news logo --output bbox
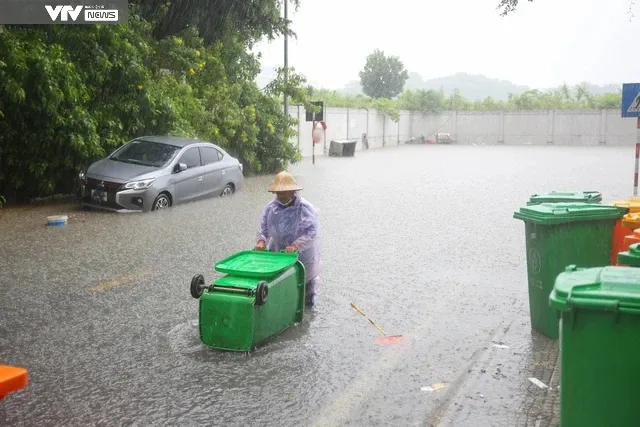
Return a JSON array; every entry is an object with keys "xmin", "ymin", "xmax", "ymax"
[{"xmin": 45, "ymin": 5, "xmax": 119, "ymax": 22}]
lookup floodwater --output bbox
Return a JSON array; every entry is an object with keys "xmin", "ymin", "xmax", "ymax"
[{"xmin": 0, "ymin": 144, "xmax": 633, "ymax": 426}]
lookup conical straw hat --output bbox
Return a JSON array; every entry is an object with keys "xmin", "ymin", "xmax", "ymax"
[{"xmin": 268, "ymin": 171, "xmax": 303, "ymax": 192}]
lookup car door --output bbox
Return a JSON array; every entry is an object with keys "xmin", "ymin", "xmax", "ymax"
[
  {"xmin": 172, "ymin": 146, "xmax": 205, "ymax": 202},
  {"xmin": 199, "ymin": 146, "xmax": 224, "ymax": 197}
]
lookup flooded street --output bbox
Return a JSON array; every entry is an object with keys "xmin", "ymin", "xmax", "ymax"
[{"xmin": 0, "ymin": 144, "xmax": 633, "ymax": 426}]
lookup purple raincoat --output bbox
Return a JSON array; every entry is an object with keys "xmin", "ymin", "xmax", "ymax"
[{"xmin": 257, "ymin": 194, "xmax": 321, "ymax": 295}]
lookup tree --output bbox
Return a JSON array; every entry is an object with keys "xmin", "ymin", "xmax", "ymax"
[
  {"xmin": 294, "ymin": 82, "xmax": 622, "ymax": 113},
  {"xmin": 497, "ymin": 0, "xmax": 635, "ymax": 17},
  {"xmin": 496, "ymin": 0, "xmax": 533, "ymax": 16},
  {"xmin": 359, "ymin": 49, "xmax": 408, "ymax": 99},
  {"xmin": 131, "ymin": 0, "xmax": 299, "ymax": 44},
  {"xmin": 397, "ymin": 89, "xmax": 445, "ymax": 114}
]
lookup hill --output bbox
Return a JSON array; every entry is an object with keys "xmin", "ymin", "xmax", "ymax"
[
  {"xmin": 338, "ymin": 72, "xmax": 529, "ymax": 101},
  {"xmin": 255, "ymin": 67, "xmax": 622, "ymax": 101},
  {"xmin": 336, "ymin": 73, "xmax": 622, "ymax": 101}
]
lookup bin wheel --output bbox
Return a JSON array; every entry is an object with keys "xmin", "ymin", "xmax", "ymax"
[
  {"xmin": 190, "ymin": 274, "xmax": 206, "ymax": 299},
  {"xmin": 255, "ymin": 281, "xmax": 269, "ymax": 306}
]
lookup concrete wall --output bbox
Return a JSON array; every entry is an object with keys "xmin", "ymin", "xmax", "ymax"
[{"xmin": 286, "ymin": 107, "xmax": 638, "ymax": 156}]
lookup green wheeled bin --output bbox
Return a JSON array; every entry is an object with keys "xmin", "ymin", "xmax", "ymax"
[
  {"xmin": 550, "ymin": 265, "xmax": 640, "ymax": 427},
  {"xmin": 617, "ymin": 242, "xmax": 640, "ymax": 267},
  {"xmin": 527, "ymin": 190, "xmax": 602, "ymax": 206},
  {"xmin": 190, "ymin": 250, "xmax": 306, "ymax": 352},
  {"xmin": 513, "ymin": 202, "xmax": 625, "ymax": 339}
]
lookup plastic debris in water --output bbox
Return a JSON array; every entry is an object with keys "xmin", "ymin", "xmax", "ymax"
[
  {"xmin": 492, "ymin": 343, "xmax": 510, "ymax": 349},
  {"xmin": 528, "ymin": 377, "xmax": 548, "ymax": 389},
  {"xmin": 376, "ymin": 336, "xmax": 405, "ymax": 344},
  {"xmin": 421, "ymin": 383, "xmax": 447, "ymax": 392},
  {"xmin": 351, "ymin": 302, "xmax": 404, "ymax": 344}
]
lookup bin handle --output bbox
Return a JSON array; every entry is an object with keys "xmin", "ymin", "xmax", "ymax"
[
  {"xmin": 253, "ymin": 248, "xmax": 297, "ymax": 254},
  {"xmin": 565, "ymin": 296, "xmax": 618, "ymax": 311},
  {"xmin": 209, "ymin": 285, "xmax": 253, "ymax": 296},
  {"xmin": 565, "ymin": 296, "xmax": 640, "ymax": 314}
]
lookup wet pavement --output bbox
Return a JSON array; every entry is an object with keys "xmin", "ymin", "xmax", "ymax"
[
  {"xmin": 0, "ymin": 144, "xmax": 633, "ymax": 426},
  {"xmin": 433, "ymin": 302, "xmax": 560, "ymax": 427}
]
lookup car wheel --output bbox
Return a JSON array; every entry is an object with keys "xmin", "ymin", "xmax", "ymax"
[
  {"xmin": 220, "ymin": 184, "xmax": 234, "ymax": 197},
  {"xmin": 152, "ymin": 193, "xmax": 171, "ymax": 210}
]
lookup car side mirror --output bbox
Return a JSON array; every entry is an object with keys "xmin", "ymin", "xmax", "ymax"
[{"xmin": 174, "ymin": 163, "xmax": 187, "ymax": 173}]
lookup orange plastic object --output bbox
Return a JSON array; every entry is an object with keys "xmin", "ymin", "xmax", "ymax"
[
  {"xmin": 622, "ymin": 229, "xmax": 640, "ymax": 254},
  {"xmin": 613, "ymin": 199, "xmax": 640, "ymax": 213},
  {"xmin": 611, "ymin": 212, "xmax": 640, "ymax": 265},
  {"xmin": 612, "ymin": 219, "xmax": 634, "ymax": 264},
  {"xmin": 622, "ymin": 213, "xmax": 640, "ymax": 229},
  {"xmin": 610, "ymin": 200, "xmax": 639, "ymax": 264},
  {"xmin": 0, "ymin": 365, "xmax": 28, "ymax": 400}
]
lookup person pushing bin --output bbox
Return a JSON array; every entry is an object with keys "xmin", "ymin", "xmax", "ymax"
[{"xmin": 255, "ymin": 171, "xmax": 321, "ymax": 307}]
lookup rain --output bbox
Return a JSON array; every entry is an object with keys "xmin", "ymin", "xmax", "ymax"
[{"xmin": 0, "ymin": 145, "xmax": 631, "ymax": 425}]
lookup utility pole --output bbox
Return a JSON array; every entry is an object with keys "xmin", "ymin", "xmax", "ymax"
[{"xmin": 283, "ymin": 0, "xmax": 289, "ymax": 117}]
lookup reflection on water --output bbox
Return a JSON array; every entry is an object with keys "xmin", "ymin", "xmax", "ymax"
[{"xmin": 167, "ymin": 311, "xmax": 316, "ymax": 360}]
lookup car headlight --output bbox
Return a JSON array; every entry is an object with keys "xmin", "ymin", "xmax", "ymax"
[
  {"xmin": 78, "ymin": 170, "xmax": 86, "ymax": 180},
  {"xmin": 124, "ymin": 179, "xmax": 155, "ymax": 190}
]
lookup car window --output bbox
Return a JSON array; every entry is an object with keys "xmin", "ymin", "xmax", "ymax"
[
  {"xmin": 110, "ymin": 139, "xmax": 181, "ymax": 168},
  {"xmin": 217, "ymin": 150, "xmax": 224, "ymax": 161},
  {"xmin": 201, "ymin": 146, "xmax": 221, "ymax": 165},
  {"xmin": 178, "ymin": 147, "xmax": 201, "ymax": 168}
]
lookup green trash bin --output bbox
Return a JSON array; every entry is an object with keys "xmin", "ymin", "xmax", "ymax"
[
  {"xmin": 527, "ymin": 190, "xmax": 602, "ymax": 205},
  {"xmin": 189, "ymin": 250, "xmax": 306, "ymax": 352},
  {"xmin": 550, "ymin": 265, "xmax": 640, "ymax": 427},
  {"xmin": 513, "ymin": 202, "xmax": 625, "ymax": 339},
  {"xmin": 617, "ymin": 242, "xmax": 640, "ymax": 267}
]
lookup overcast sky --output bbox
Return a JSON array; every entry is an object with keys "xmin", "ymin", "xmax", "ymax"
[{"xmin": 253, "ymin": 0, "xmax": 640, "ymax": 90}]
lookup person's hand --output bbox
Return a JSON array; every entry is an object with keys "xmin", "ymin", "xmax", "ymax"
[
  {"xmin": 255, "ymin": 240, "xmax": 266, "ymax": 251},
  {"xmin": 284, "ymin": 245, "xmax": 298, "ymax": 253}
]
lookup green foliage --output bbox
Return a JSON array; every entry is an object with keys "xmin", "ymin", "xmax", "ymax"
[
  {"xmin": 308, "ymin": 84, "xmax": 622, "ymax": 117},
  {"xmin": 496, "ymin": 0, "xmax": 533, "ymax": 16},
  {"xmin": 132, "ymin": 0, "xmax": 300, "ymax": 44},
  {"xmin": 265, "ymin": 66, "xmax": 315, "ymax": 112},
  {"xmin": 359, "ymin": 49, "xmax": 409, "ymax": 99},
  {"xmin": 397, "ymin": 89, "xmax": 446, "ymax": 114},
  {"xmin": 0, "ymin": 5, "xmax": 304, "ymax": 202}
]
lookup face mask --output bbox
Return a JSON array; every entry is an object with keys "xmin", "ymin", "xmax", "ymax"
[{"xmin": 277, "ymin": 198, "xmax": 293, "ymax": 206}]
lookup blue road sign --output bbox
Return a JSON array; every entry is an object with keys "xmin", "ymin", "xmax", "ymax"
[{"xmin": 622, "ymin": 83, "xmax": 640, "ymax": 118}]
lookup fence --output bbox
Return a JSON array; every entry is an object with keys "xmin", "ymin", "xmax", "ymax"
[{"xmin": 286, "ymin": 107, "xmax": 638, "ymax": 157}]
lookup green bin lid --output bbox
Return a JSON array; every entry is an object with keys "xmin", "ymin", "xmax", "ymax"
[
  {"xmin": 513, "ymin": 202, "xmax": 625, "ymax": 225},
  {"xmin": 214, "ymin": 250, "xmax": 298, "ymax": 279},
  {"xmin": 617, "ymin": 243, "xmax": 640, "ymax": 267},
  {"xmin": 527, "ymin": 191, "xmax": 602, "ymax": 205},
  {"xmin": 550, "ymin": 265, "xmax": 640, "ymax": 312}
]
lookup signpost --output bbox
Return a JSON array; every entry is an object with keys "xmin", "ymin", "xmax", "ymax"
[
  {"xmin": 622, "ymin": 84, "xmax": 640, "ymax": 195},
  {"xmin": 306, "ymin": 101, "xmax": 325, "ymax": 165}
]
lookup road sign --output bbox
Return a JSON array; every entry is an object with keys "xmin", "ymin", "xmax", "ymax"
[{"xmin": 622, "ymin": 83, "xmax": 640, "ymax": 117}]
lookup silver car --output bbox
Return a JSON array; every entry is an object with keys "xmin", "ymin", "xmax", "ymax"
[{"xmin": 76, "ymin": 136, "xmax": 244, "ymax": 212}]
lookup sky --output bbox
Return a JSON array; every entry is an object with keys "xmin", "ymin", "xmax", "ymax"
[{"xmin": 252, "ymin": 0, "xmax": 640, "ymax": 90}]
